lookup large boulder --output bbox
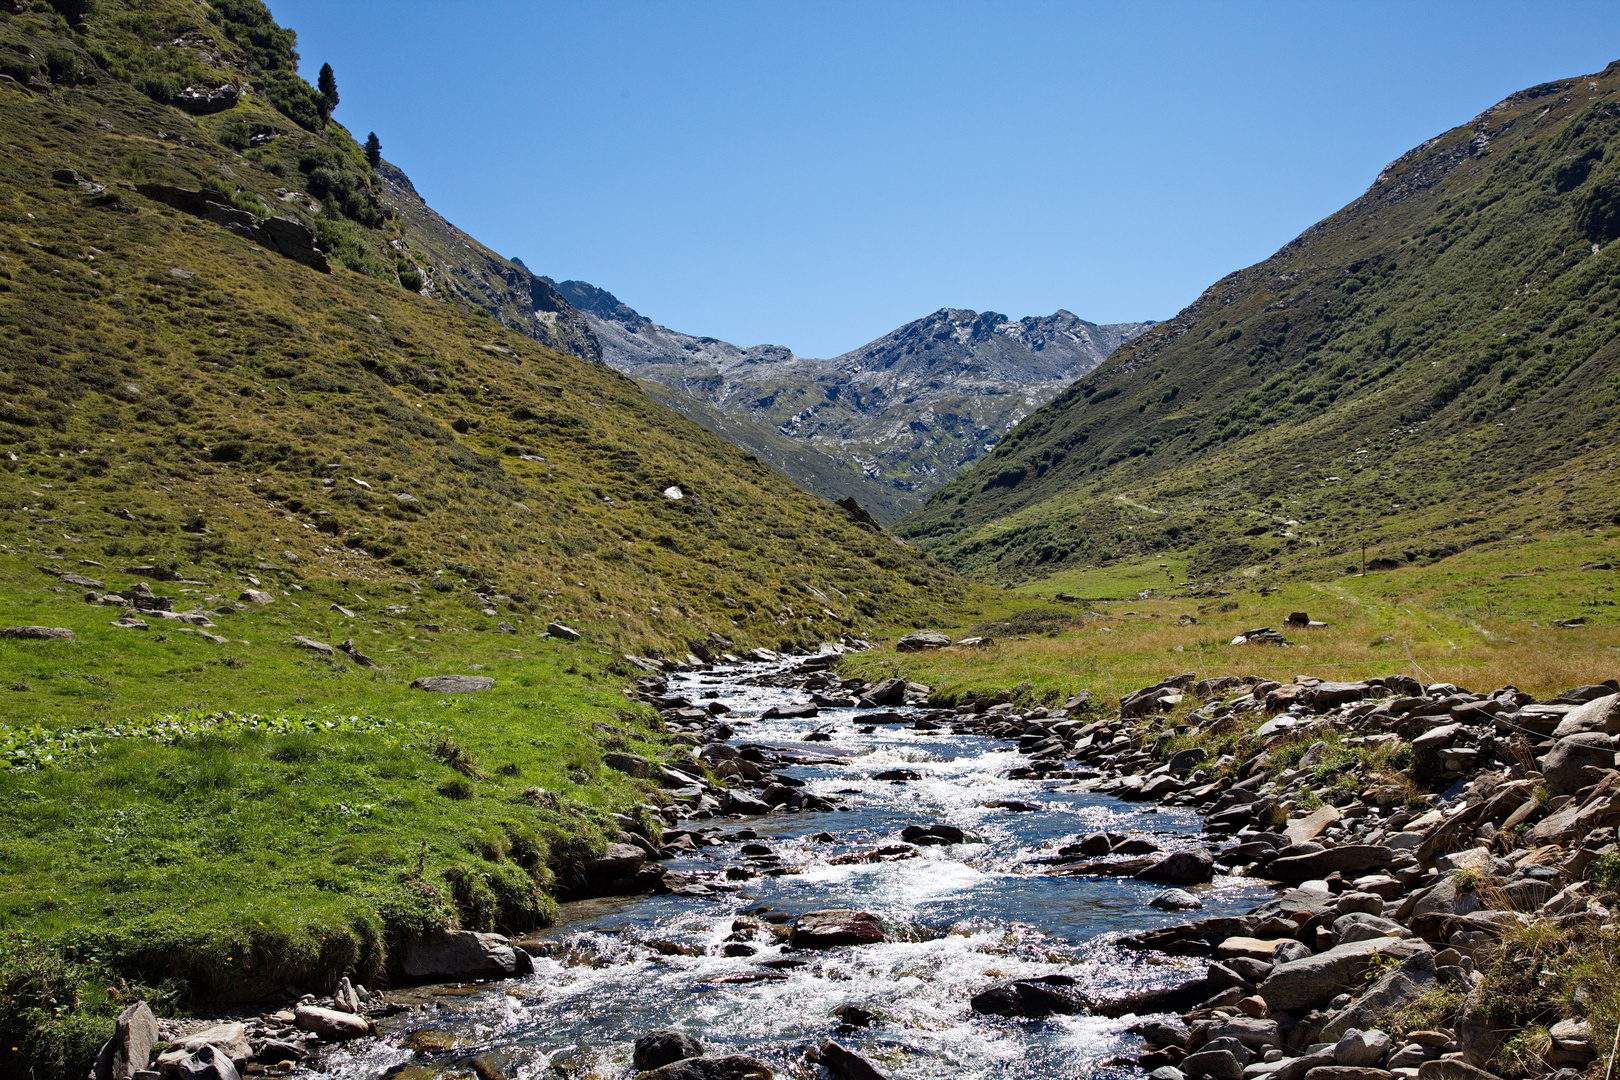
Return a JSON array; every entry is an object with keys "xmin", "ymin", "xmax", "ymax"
[
  {"xmin": 642, "ymin": 1055, "xmax": 772, "ymax": 1080},
  {"xmin": 293, "ymin": 1006, "xmax": 371, "ymax": 1041},
  {"xmin": 402, "ymin": 930, "xmax": 519, "ymax": 980},
  {"xmin": 817, "ymin": 1039, "xmax": 888, "ymax": 1080},
  {"xmin": 863, "ymin": 678, "xmax": 907, "ymax": 706},
  {"xmin": 790, "ymin": 910, "xmax": 886, "ymax": 948},
  {"xmin": 1136, "ymin": 847, "xmax": 1215, "ymax": 885},
  {"xmin": 91, "ymin": 1001, "xmax": 158, "ymax": 1080},
  {"xmin": 1317, "ymin": 952, "xmax": 1437, "ymax": 1043},
  {"xmin": 1258, "ymin": 938, "xmax": 1430, "ymax": 1011},
  {"xmin": 634, "ymin": 1031, "xmax": 704, "ymax": 1071},
  {"xmin": 603, "ymin": 752, "xmax": 654, "ymax": 779},
  {"xmin": 1539, "ymin": 733, "xmax": 1618, "ymax": 796},
  {"xmin": 970, "ymin": 976, "xmax": 1089, "ymax": 1017},
  {"xmin": 895, "ymin": 630, "xmax": 950, "ymax": 652},
  {"xmin": 1552, "ymin": 693, "xmax": 1620, "ymax": 737},
  {"xmin": 174, "ymin": 1045, "xmax": 238, "ymax": 1080},
  {"xmin": 1266, "ymin": 845, "xmax": 1394, "ymax": 883},
  {"xmin": 0, "ymin": 625, "xmax": 73, "ymax": 639}
]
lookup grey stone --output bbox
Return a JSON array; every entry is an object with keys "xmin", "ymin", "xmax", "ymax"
[
  {"xmin": 1136, "ymin": 847, "xmax": 1216, "ymax": 885},
  {"xmin": 293, "ymin": 1006, "xmax": 369, "ymax": 1041},
  {"xmin": 174, "ymin": 1045, "xmax": 238, "ymax": 1080},
  {"xmin": 1273, "ymin": 940, "xmax": 1313, "ymax": 963},
  {"xmin": 91, "ymin": 1001, "xmax": 158, "ymax": 1080},
  {"xmin": 1267, "ymin": 845, "xmax": 1395, "ymax": 883},
  {"xmin": 791, "ymin": 909, "xmax": 885, "ymax": 948},
  {"xmin": 721, "ymin": 790, "xmax": 773, "ymax": 815},
  {"xmin": 410, "ymin": 674, "xmax": 495, "ymax": 693},
  {"xmin": 1539, "ymin": 733, "xmax": 1618, "ymax": 796},
  {"xmin": 1302, "ymin": 1069, "xmax": 1391, "ymax": 1080},
  {"xmin": 547, "ymin": 621, "xmax": 583, "ymax": 641},
  {"xmin": 895, "ymin": 630, "xmax": 951, "ymax": 651},
  {"xmin": 1170, "ymin": 747, "xmax": 1210, "ymax": 772},
  {"xmin": 604, "ymin": 752, "xmax": 654, "ymax": 779},
  {"xmin": 1333, "ymin": 912, "xmax": 1411, "ymax": 944},
  {"xmin": 0, "ymin": 625, "xmax": 73, "ymax": 639},
  {"xmin": 1334, "ymin": 1030, "xmax": 1392, "ymax": 1068},
  {"xmin": 238, "ymin": 589, "xmax": 273, "ymax": 604},
  {"xmin": 817, "ymin": 1039, "xmax": 888, "ymax": 1080},
  {"xmin": 1208, "ymin": 1017, "xmax": 1281, "ymax": 1049},
  {"xmin": 1318, "ymin": 952, "xmax": 1436, "ymax": 1043},
  {"xmin": 634, "ymin": 1031, "xmax": 703, "ymax": 1071},
  {"xmin": 1151, "ymin": 888, "xmax": 1205, "ymax": 910},
  {"xmin": 642, "ymin": 1057, "xmax": 772, "ymax": 1080},
  {"xmin": 1183, "ymin": 1049, "xmax": 1245, "ymax": 1080},
  {"xmin": 1552, "ymin": 693, "xmax": 1620, "ymax": 737},
  {"xmin": 864, "ymin": 677, "xmax": 907, "ymax": 706},
  {"xmin": 402, "ymin": 930, "xmax": 519, "ymax": 980},
  {"xmin": 1259, "ymin": 938, "xmax": 1430, "ymax": 1011},
  {"xmin": 1150, "ymin": 1070, "xmax": 1188, "ymax": 1080}
]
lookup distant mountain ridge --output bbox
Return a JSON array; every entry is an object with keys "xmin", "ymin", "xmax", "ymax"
[{"xmin": 545, "ymin": 280, "xmax": 1152, "ymax": 521}]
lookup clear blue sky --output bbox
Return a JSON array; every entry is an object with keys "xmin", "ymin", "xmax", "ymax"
[{"xmin": 272, "ymin": 1, "xmax": 1620, "ymax": 358}]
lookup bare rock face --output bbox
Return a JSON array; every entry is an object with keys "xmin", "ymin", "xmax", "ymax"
[{"xmin": 172, "ymin": 83, "xmax": 239, "ymax": 113}]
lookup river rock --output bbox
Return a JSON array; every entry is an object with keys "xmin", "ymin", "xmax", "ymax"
[
  {"xmin": 91, "ymin": 1000, "xmax": 158, "ymax": 1080},
  {"xmin": 1181, "ymin": 1048, "xmax": 1244, "ymax": 1080},
  {"xmin": 1552, "ymin": 693, "xmax": 1620, "ymax": 737},
  {"xmin": 1335, "ymin": 1029, "xmax": 1393, "ymax": 1068},
  {"xmin": 864, "ymin": 677, "xmax": 907, "ymax": 706},
  {"xmin": 900, "ymin": 823, "xmax": 968, "ymax": 845},
  {"xmin": 1303, "ymin": 1069, "xmax": 1392, "ymax": 1080},
  {"xmin": 634, "ymin": 1031, "xmax": 704, "ymax": 1071},
  {"xmin": 587, "ymin": 843, "xmax": 647, "ymax": 882},
  {"xmin": 722, "ymin": 791, "xmax": 773, "ymax": 815},
  {"xmin": 175, "ymin": 1022, "xmax": 251, "ymax": 1063},
  {"xmin": 1258, "ymin": 938, "xmax": 1430, "ymax": 1011},
  {"xmin": 1207, "ymin": 1016, "xmax": 1281, "ymax": 1049},
  {"xmin": 817, "ymin": 1039, "xmax": 888, "ymax": 1080},
  {"xmin": 410, "ymin": 674, "xmax": 495, "ymax": 693},
  {"xmin": 1151, "ymin": 889, "xmax": 1204, "ymax": 910},
  {"xmin": 603, "ymin": 752, "xmax": 654, "ymax": 779},
  {"xmin": 0, "ymin": 625, "xmax": 73, "ymax": 639},
  {"xmin": 1333, "ymin": 912, "xmax": 1411, "ymax": 944},
  {"xmin": 1417, "ymin": 1062, "xmax": 1506, "ymax": 1080},
  {"xmin": 1406, "ymin": 878, "xmax": 1482, "ymax": 939},
  {"xmin": 970, "ymin": 975, "xmax": 1089, "ymax": 1017},
  {"xmin": 402, "ymin": 930, "xmax": 519, "ymax": 980},
  {"xmin": 1317, "ymin": 952, "xmax": 1436, "ymax": 1043},
  {"xmin": 1169, "ymin": 747, "xmax": 1209, "ymax": 772},
  {"xmin": 642, "ymin": 1054, "xmax": 773, "ymax": 1080},
  {"xmin": 174, "ymin": 1044, "xmax": 238, "ymax": 1080},
  {"xmin": 791, "ymin": 910, "xmax": 885, "ymax": 948},
  {"xmin": 895, "ymin": 630, "xmax": 950, "ymax": 651},
  {"xmin": 1539, "ymin": 733, "xmax": 1618, "ymax": 796},
  {"xmin": 1136, "ymin": 847, "xmax": 1215, "ymax": 885},
  {"xmin": 1266, "ymin": 845, "xmax": 1394, "ymax": 883},
  {"xmin": 293, "ymin": 1006, "xmax": 370, "ymax": 1041}
]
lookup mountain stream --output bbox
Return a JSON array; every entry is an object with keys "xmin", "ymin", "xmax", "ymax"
[{"xmin": 308, "ymin": 656, "xmax": 1272, "ymax": 1080}]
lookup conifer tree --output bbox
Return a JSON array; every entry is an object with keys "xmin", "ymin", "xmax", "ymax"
[
  {"xmin": 364, "ymin": 131, "xmax": 381, "ymax": 168},
  {"xmin": 317, "ymin": 63, "xmax": 338, "ymax": 124}
]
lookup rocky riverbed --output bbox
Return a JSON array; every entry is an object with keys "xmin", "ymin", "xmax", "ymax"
[{"xmin": 91, "ymin": 647, "xmax": 1620, "ymax": 1080}]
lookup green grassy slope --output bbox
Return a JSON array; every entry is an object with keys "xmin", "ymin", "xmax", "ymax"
[
  {"xmin": 901, "ymin": 61, "xmax": 1620, "ymax": 585},
  {"xmin": 0, "ymin": 4, "xmax": 981, "ymax": 1072}
]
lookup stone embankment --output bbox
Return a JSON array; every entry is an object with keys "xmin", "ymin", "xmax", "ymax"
[{"xmin": 958, "ymin": 669, "xmax": 1620, "ymax": 1080}]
